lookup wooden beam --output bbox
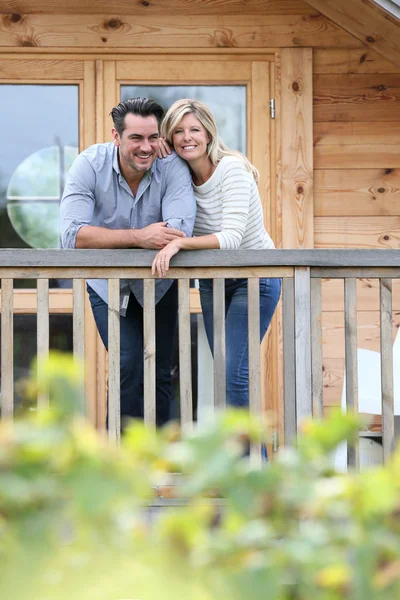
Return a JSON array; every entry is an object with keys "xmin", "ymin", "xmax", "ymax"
[
  {"xmin": 281, "ymin": 48, "xmax": 314, "ymax": 249},
  {"xmin": 305, "ymin": 0, "xmax": 400, "ymax": 69}
]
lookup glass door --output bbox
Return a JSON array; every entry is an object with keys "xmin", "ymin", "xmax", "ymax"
[
  {"xmin": 100, "ymin": 57, "xmax": 276, "ymax": 430},
  {"xmin": 0, "ymin": 58, "xmax": 97, "ymax": 420}
]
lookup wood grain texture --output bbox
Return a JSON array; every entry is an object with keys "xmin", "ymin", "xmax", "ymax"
[
  {"xmin": 282, "ymin": 277, "xmax": 297, "ymax": 444},
  {"xmin": 2, "ymin": 248, "xmax": 400, "ymax": 268},
  {"xmin": 311, "ymin": 278, "xmax": 323, "ymax": 418},
  {"xmin": 380, "ymin": 278, "xmax": 395, "ymax": 460},
  {"xmin": 108, "ymin": 279, "xmax": 121, "ymax": 443},
  {"xmin": 0, "ymin": 14, "xmax": 362, "ymax": 49},
  {"xmin": 314, "ymin": 216, "xmax": 400, "ymax": 249},
  {"xmin": 281, "ymin": 48, "xmax": 314, "ymax": 249},
  {"xmin": 178, "ymin": 279, "xmax": 193, "ymax": 427},
  {"xmin": 305, "ymin": 0, "xmax": 400, "ymax": 69},
  {"xmin": 248, "ymin": 278, "xmax": 262, "ymax": 461},
  {"xmin": 73, "ymin": 278, "xmax": 85, "ymax": 415},
  {"xmin": 321, "ymin": 277, "xmax": 400, "ymax": 312},
  {"xmin": 1, "ymin": 279, "xmax": 13, "ymax": 419},
  {"xmin": 0, "ymin": 58, "xmax": 83, "ymax": 78},
  {"xmin": 314, "ymin": 122, "xmax": 400, "ymax": 146},
  {"xmin": 313, "ymin": 48, "xmax": 399, "ymax": 74},
  {"xmin": 37, "ymin": 279, "xmax": 49, "ymax": 410},
  {"xmin": 344, "ymin": 277, "xmax": 359, "ymax": 468},
  {"xmin": 315, "ymin": 144, "xmax": 400, "ymax": 169},
  {"xmin": 314, "ymin": 169, "xmax": 400, "ymax": 217},
  {"xmin": 294, "ymin": 267, "xmax": 312, "ymax": 429},
  {"xmin": 143, "ymin": 279, "xmax": 156, "ymax": 427},
  {"xmin": 0, "ymin": 0, "xmax": 319, "ymax": 15},
  {"xmin": 322, "ymin": 310, "xmax": 400, "ymax": 358},
  {"xmin": 117, "ymin": 60, "xmax": 252, "ymax": 80},
  {"xmin": 314, "ymin": 73, "xmax": 400, "ymax": 122},
  {"xmin": 251, "ymin": 61, "xmax": 271, "ymax": 227}
]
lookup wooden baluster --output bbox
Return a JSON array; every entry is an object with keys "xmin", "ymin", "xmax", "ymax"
[
  {"xmin": 37, "ymin": 279, "xmax": 49, "ymax": 410},
  {"xmin": 144, "ymin": 279, "xmax": 156, "ymax": 428},
  {"xmin": 1, "ymin": 279, "xmax": 13, "ymax": 419},
  {"xmin": 283, "ymin": 277, "xmax": 296, "ymax": 445},
  {"xmin": 178, "ymin": 279, "xmax": 193, "ymax": 428},
  {"xmin": 311, "ymin": 277, "xmax": 323, "ymax": 419},
  {"xmin": 380, "ymin": 278, "xmax": 394, "ymax": 461},
  {"xmin": 108, "ymin": 279, "xmax": 120, "ymax": 443},
  {"xmin": 248, "ymin": 277, "xmax": 261, "ymax": 462},
  {"xmin": 344, "ymin": 278, "xmax": 359, "ymax": 470},
  {"xmin": 73, "ymin": 278, "xmax": 85, "ymax": 415},
  {"xmin": 294, "ymin": 267, "xmax": 312, "ymax": 431}
]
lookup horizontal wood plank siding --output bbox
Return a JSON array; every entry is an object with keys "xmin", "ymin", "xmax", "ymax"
[
  {"xmin": 0, "ymin": 0, "xmax": 319, "ymax": 15},
  {"xmin": 314, "ymin": 217, "xmax": 400, "ymax": 249},
  {"xmin": 314, "ymin": 169, "xmax": 400, "ymax": 217},
  {"xmin": 0, "ymin": 15, "xmax": 362, "ymax": 49}
]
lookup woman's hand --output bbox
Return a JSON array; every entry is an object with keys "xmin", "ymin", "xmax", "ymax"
[
  {"xmin": 156, "ymin": 137, "xmax": 172, "ymax": 159},
  {"xmin": 152, "ymin": 239, "xmax": 182, "ymax": 277}
]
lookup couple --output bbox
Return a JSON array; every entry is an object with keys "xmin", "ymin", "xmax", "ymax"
[{"xmin": 60, "ymin": 96, "xmax": 281, "ymax": 430}]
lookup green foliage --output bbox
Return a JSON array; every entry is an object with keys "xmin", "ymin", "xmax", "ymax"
[{"xmin": 1, "ymin": 353, "xmax": 400, "ymax": 600}]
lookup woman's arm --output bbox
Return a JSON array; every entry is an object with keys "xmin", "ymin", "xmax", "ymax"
[{"xmin": 152, "ymin": 234, "xmax": 219, "ymax": 277}]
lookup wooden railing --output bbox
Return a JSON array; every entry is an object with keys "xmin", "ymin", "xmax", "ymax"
[{"xmin": 1, "ymin": 249, "xmax": 400, "ymax": 467}]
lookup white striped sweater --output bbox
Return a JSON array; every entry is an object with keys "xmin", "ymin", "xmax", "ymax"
[{"xmin": 192, "ymin": 155, "xmax": 275, "ymax": 250}]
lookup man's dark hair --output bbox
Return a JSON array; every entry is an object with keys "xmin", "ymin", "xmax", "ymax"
[{"xmin": 110, "ymin": 97, "xmax": 165, "ymax": 135}]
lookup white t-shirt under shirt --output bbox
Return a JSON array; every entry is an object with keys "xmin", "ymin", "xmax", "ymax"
[{"xmin": 192, "ymin": 155, "xmax": 275, "ymax": 251}]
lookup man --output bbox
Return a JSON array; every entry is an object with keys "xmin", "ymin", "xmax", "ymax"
[{"xmin": 60, "ymin": 97, "xmax": 196, "ymax": 428}]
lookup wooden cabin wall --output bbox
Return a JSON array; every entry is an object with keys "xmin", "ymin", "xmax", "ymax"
[
  {"xmin": 1, "ymin": 0, "xmax": 400, "ymax": 431},
  {"xmin": 313, "ymin": 48, "xmax": 400, "ymax": 418}
]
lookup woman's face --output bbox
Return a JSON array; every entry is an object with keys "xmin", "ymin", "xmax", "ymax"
[{"xmin": 172, "ymin": 113, "xmax": 211, "ymax": 163}]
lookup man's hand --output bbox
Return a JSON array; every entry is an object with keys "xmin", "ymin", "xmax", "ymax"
[
  {"xmin": 138, "ymin": 222, "xmax": 184, "ymax": 249},
  {"xmin": 156, "ymin": 137, "xmax": 172, "ymax": 159}
]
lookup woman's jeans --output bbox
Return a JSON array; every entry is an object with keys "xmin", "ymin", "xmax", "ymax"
[{"xmin": 199, "ymin": 277, "xmax": 282, "ymax": 408}]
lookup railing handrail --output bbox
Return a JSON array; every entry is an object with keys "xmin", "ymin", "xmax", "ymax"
[{"xmin": 1, "ymin": 248, "xmax": 400, "ymax": 269}]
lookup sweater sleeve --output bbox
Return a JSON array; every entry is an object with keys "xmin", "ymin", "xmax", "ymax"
[{"xmin": 214, "ymin": 159, "xmax": 252, "ymax": 250}]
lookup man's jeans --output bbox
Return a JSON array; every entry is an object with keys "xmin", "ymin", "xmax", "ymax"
[
  {"xmin": 87, "ymin": 282, "xmax": 178, "ymax": 428},
  {"xmin": 199, "ymin": 277, "xmax": 282, "ymax": 408}
]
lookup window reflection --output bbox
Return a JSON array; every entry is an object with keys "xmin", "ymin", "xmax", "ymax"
[
  {"xmin": 0, "ymin": 85, "xmax": 79, "ymax": 250},
  {"xmin": 121, "ymin": 85, "xmax": 246, "ymax": 154}
]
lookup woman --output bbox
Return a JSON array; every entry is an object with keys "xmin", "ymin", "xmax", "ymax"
[{"xmin": 152, "ymin": 99, "xmax": 281, "ymax": 411}]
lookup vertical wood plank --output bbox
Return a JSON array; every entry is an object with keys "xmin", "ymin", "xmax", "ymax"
[
  {"xmin": 344, "ymin": 278, "xmax": 359, "ymax": 470},
  {"xmin": 84, "ymin": 292, "xmax": 97, "ymax": 427},
  {"xmin": 380, "ymin": 278, "xmax": 394, "ymax": 461},
  {"xmin": 178, "ymin": 279, "xmax": 192, "ymax": 428},
  {"xmin": 144, "ymin": 279, "xmax": 156, "ymax": 428},
  {"xmin": 73, "ymin": 278, "xmax": 85, "ymax": 415},
  {"xmin": 95, "ymin": 59, "xmax": 104, "ymax": 143},
  {"xmin": 248, "ymin": 277, "xmax": 262, "ymax": 462},
  {"xmin": 283, "ymin": 277, "xmax": 296, "ymax": 445},
  {"xmin": 108, "ymin": 279, "xmax": 120, "ymax": 443},
  {"xmin": 83, "ymin": 61, "xmax": 96, "ymax": 149},
  {"xmin": 213, "ymin": 278, "xmax": 226, "ymax": 409},
  {"xmin": 281, "ymin": 48, "xmax": 314, "ymax": 249},
  {"xmin": 294, "ymin": 267, "xmax": 312, "ymax": 430},
  {"xmin": 311, "ymin": 277, "xmax": 323, "ymax": 418},
  {"xmin": 37, "ymin": 279, "xmax": 49, "ymax": 410},
  {"xmin": 103, "ymin": 60, "xmax": 117, "ymax": 142},
  {"xmin": 1, "ymin": 280, "xmax": 13, "ymax": 419}
]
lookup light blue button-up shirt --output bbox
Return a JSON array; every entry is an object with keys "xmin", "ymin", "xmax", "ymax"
[{"xmin": 60, "ymin": 142, "xmax": 196, "ymax": 313}]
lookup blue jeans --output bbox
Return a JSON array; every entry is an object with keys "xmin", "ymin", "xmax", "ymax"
[
  {"xmin": 199, "ymin": 277, "xmax": 282, "ymax": 408},
  {"xmin": 87, "ymin": 282, "xmax": 178, "ymax": 428}
]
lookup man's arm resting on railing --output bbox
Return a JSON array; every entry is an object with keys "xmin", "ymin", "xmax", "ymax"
[{"xmin": 75, "ymin": 222, "xmax": 184, "ymax": 249}]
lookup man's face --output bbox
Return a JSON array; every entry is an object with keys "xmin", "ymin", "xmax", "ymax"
[{"xmin": 112, "ymin": 113, "xmax": 160, "ymax": 175}]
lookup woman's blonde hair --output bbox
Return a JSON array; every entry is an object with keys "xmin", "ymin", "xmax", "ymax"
[{"xmin": 161, "ymin": 98, "xmax": 259, "ymax": 184}]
